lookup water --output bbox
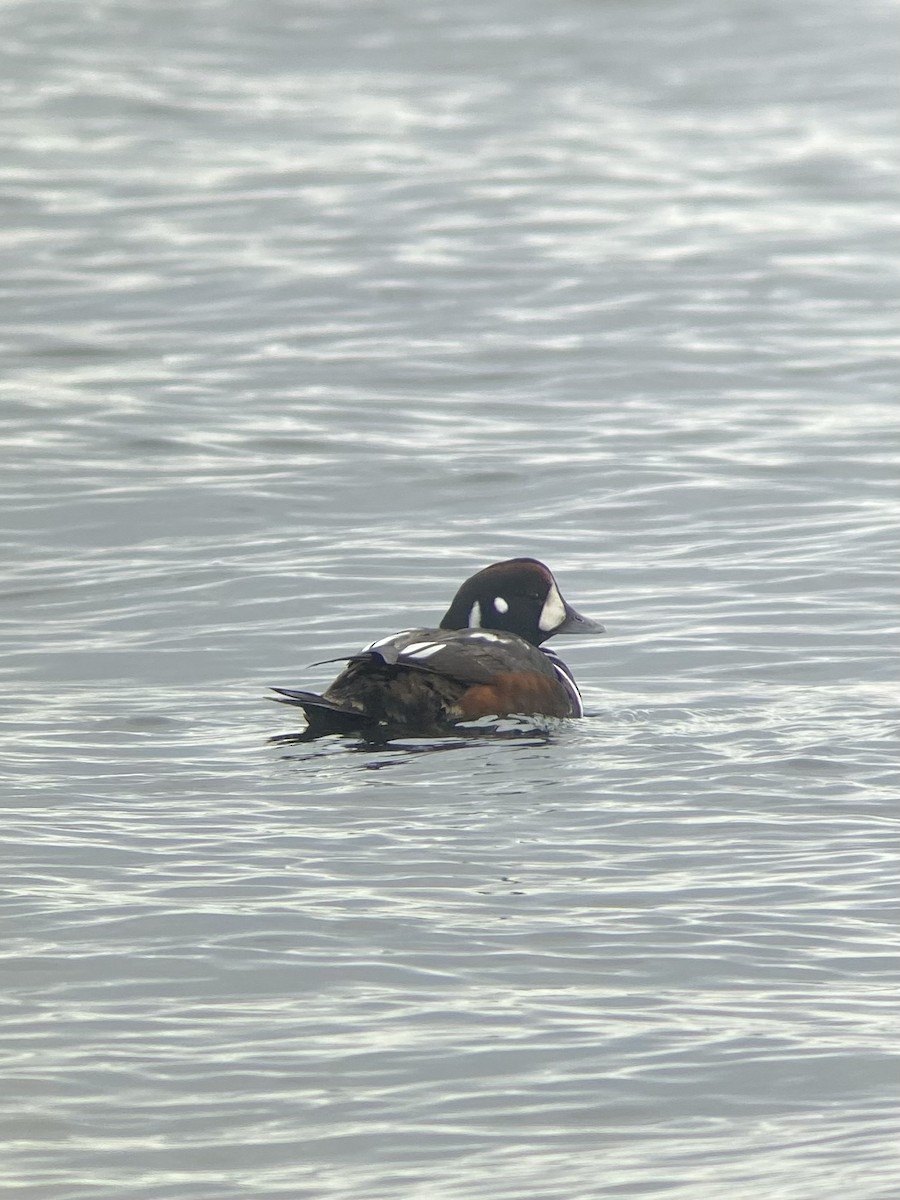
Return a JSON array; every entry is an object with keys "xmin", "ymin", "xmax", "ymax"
[{"xmin": 2, "ymin": 0, "xmax": 899, "ymax": 1197}]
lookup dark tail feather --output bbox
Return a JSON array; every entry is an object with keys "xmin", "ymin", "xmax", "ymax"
[
  {"xmin": 269, "ymin": 687, "xmax": 353, "ymax": 711},
  {"xmin": 268, "ymin": 687, "xmax": 367, "ymax": 736}
]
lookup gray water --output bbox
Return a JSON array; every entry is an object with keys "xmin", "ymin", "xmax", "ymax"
[{"xmin": 2, "ymin": 1, "xmax": 899, "ymax": 1197}]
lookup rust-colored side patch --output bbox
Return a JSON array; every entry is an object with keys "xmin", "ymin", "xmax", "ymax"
[{"xmin": 458, "ymin": 671, "xmax": 572, "ymax": 719}]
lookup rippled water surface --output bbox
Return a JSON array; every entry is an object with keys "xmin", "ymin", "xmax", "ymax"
[{"xmin": 2, "ymin": 0, "xmax": 899, "ymax": 1197}]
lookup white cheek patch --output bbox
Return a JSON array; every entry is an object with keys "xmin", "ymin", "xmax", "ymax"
[
  {"xmin": 538, "ymin": 584, "xmax": 567, "ymax": 633},
  {"xmin": 468, "ymin": 600, "xmax": 482, "ymax": 627},
  {"xmin": 493, "ymin": 596, "xmax": 509, "ymax": 614}
]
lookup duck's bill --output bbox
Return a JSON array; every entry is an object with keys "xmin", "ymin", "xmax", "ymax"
[{"xmin": 556, "ymin": 604, "xmax": 605, "ymax": 635}]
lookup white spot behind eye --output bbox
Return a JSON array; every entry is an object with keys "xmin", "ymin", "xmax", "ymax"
[
  {"xmin": 538, "ymin": 584, "xmax": 566, "ymax": 632},
  {"xmin": 468, "ymin": 600, "xmax": 482, "ymax": 627},
  {"xmin": 493, "ymin": 596, "xmax": 509, "ymax": 614}
]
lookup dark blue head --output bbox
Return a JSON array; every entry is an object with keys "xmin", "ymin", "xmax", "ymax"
[{"xmin": 440, "ymin": 558, "xmax": 604, "ymax": 646}]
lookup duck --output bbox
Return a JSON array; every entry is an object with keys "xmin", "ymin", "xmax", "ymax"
[{"xmin": 271, "ymin": 557, "xmax": 603, "ymax": 739}]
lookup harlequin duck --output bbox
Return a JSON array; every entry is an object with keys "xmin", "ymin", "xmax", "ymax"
[{"xmin": 271, "ymin": 558, "xmax": 603, "ymax": 739}]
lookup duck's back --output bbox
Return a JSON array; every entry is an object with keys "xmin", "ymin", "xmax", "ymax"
[{"xmin": 274, "ymin": 626, "xmax": 581, "ymax": 737}]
